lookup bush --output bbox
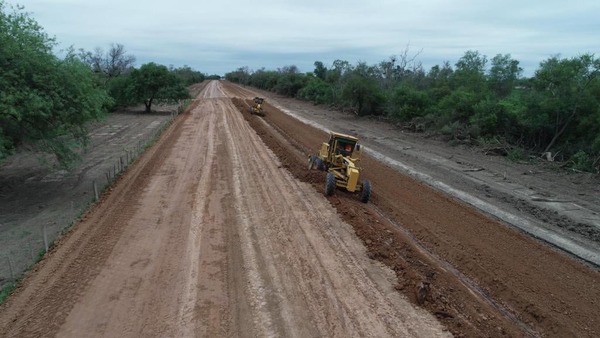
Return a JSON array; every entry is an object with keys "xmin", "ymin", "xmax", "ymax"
[
  {"xmin": 298, "ymin": 77, "xmax": 333, "ymax": 104},
  {"xmin": 107, "ymin": 75, "xmax": 133, "ymax": 108},
  {"xmin": 470, "ymin": 99, "xmax": 500, "ymax": 136},
  {"xmin": 274, "ymin": 72, "xmax": 307, "ymax": 97},
  {"xmin": 440, "ymin": 121, "xmax": 462, "ymax": 138},
  {"xmin": 387, "ymin": 85, "xmax": 430, "ymax": 121},
  {"xmin": 342, "ymin": 75, "xmax": 385, "ymax": 116},
  {"xmin": 507, "ymin": 148, "xmax": 525, "ymax": 162},
  {"xmin": 0, "ymin": 282, "xmax": 16, "ymax": 305},
  {"xmin": 437, "ymin": 88, "xmax": 480, "ymax": 123},
  {"xmin": 570, "ymin": 151, "xmax": 594, "ymax": 172}
]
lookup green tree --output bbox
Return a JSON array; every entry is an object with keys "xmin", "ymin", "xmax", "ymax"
[
  {"xmin": 437, "ymin": 88, "xmax": 479, "ymax": 123},
  {"xmin": 106, "ymin": 74, "xmax": 132, "ymax": 108},
  {"xmin": 313, "ymin": 61, "xmax": 327, "ymax": 80},
  {"xmin": 433, "ymin": 51, "xmax": 489, "ymax": 131},
  {"xmin": 224, "ymin": 67, "xmax": 250, "ymax": 84},
  {"xmin": 453, "ymin": 50, "xmax": 488, "ymax": 92},
  {"xmin": 387, "ymin": 85, "xmax": 430, "ymax": 121},
  {"xmin": 128, "ymin": 63, "xmax": 190, "ymax": 113},
  {"xmin": 250, "ymin": 68, "xmax": 279, "ymax": 90},
  {"xmin": 273, "ymin": 65, "xmax": 306, "ymax": 97},
  {"xmin": 326, "ymin": 59, "xmax": 351, "ymax": 84},
  {"xmin": 298, "ymin": 76, "xmax": 332, "ymax": 104},
  {"xmin": 78, "ymin": 43, "xmax": 136, "ymax": 109},
  {"xmin": 488, "ymin": 54, "xmax": 522, "ymax": 97},
  {"xmin": 426, "ymin": 61, "xmax": 454, "ymax": 101},
  {"xmin": 323, "ymin": 59, "xmax": 351, "ymax": 104},
  {"xmin": 0, "ymin": 2, "xmax": 111, "ymax": 166},
  {"xmin": 171, "ymin": 65, "xmax": 205, "ymax": 86},
  {"xmin": 342, "ymin": 72, "xmax": 384, "ymax": 116},
  {"xmin": 532, "ymin": 54, "xmax": 600, "ymax": 153}
]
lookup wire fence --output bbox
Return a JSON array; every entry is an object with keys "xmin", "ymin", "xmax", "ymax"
[{"xmin": 0, "ymin": 102, "xmax": 187, "ymax": 292}]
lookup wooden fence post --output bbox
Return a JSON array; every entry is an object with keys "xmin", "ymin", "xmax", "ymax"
[
  {"xmin": 93, "ymin": 180, "xmax": 99, "ymax": 201},
  {"xmin": 42, "ymin": 224, "xmax": 48, "ymax": 253},
  {"xmin": 29, "ymin": 240, "xmax": 35, "ymax": 261},
  {"xmin": 7, "ymin": 256, "xmax": 15, "ymax": 280}
]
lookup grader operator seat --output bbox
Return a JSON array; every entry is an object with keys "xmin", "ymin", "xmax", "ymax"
[
  {"xmin": 339, "ymin": 143, "xmax": 354, "ymax": 157},
  {"xmin": 329, "ymin": 136, "xmax": 357, "ymax": 164}
]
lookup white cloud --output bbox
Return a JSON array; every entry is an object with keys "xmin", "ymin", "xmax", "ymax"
[{"xmin": 14, "ymin": 0, "xmax": 600, "ymax": 75}]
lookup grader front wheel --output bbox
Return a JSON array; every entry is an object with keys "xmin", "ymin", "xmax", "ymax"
[
  {"xmin": 325, "ymin": 172, "xmax": 336, "ymax": 196},
  {"xmin": 308, "ymin": 155, "xmax": 316, "ymax": 170},
  {"xmin": 308, "ymin": 155, "xmax": 325, "ymax": 171}
]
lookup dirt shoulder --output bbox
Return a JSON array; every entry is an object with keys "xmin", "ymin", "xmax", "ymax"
[
  {"xmin": 0, "ymin": 109, "xmax": 176, "ymax": 286},
  {"xmin": 0, "ymin": 83, "xmax": 209, "ymax": 287},
  {"xmin": 224, "ymin": 81, "xmax": 600, "ymax": 337}
]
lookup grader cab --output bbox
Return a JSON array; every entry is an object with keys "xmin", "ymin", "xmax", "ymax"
[{"xmin": 307, "ymin": 132, "xmax": 371, "ymax": 203}]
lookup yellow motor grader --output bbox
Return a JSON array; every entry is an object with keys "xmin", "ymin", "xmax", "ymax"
[
  {"xmin": 307, "ymin": 132, "xmax": 371, "ymax": 203},
  {"xmin": 250, "ymin": 97, "xmax": 265, "ymax": 116}
]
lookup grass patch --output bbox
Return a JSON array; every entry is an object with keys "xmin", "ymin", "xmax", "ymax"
[
  {"xmin": 507, "ymin": 147, "xmax": 525, "ymax": 162},
  {"xmin": 0, "ymin": 281, "xmax": 17, "ymax": 305}
]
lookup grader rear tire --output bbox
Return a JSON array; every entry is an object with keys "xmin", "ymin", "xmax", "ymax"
[
  {"xmin": 360, "ymin": 180, "xmax": 371, "ymax": 203},
  {"xmin": 315, "ymin": 158, "xmax": 325, "ymax": 171},
  {"xmin": 325, "ymin": 172, "xmax": 336, "ymax": 196}
]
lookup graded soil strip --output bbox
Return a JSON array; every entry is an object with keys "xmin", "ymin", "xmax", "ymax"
[{"xmin": 224, "ymin": 81, "xmax": 600, "ymax": 338}]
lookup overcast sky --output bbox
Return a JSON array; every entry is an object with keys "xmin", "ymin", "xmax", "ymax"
[{"xmin": 12, "ymin": 0, "xmax": 600, "ymax": 76}]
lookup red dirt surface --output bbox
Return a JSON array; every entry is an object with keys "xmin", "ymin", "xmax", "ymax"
[
  {"xmin": 1, "ymin": 80, "xmax": 598, "ymax": 337},
  {"xmin": 224, "ymin": 81, "xmax": 600, "ymax": 338},
  {"xmin": 0, "ymin": 81, "xmax": 450, "ymax": 337}
]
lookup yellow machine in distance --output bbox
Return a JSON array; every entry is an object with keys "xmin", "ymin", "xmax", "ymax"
[
  {"xmin": 250, "ymin": 97, "xmax": 265, "ymax": 116},
  {"xmin": 307, "ymin": 132, "xmax": 371, "ymax": 203}
]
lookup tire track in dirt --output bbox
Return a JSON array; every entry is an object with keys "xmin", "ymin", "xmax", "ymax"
[
  {"xmin": 55, "ymin": 100, "xmax": 214, "ymax": 337},
  {"xmin": 176, "ymin": 98, "xmax": 233, "ymax": 337}
]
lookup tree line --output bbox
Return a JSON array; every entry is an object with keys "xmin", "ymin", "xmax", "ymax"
[
  {"xmin": 0, "ymin": 2, "xmax": 212, "ymax": 167},
  {"xmin": 225, "ymin": 50, "xmax": 600, "ymax": 173}
]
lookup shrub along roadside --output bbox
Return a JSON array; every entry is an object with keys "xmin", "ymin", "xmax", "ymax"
[{"xmin": 226, "ymin": 52, "xmax": 600, "ymax": 173}]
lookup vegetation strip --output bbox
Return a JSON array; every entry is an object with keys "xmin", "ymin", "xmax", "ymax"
[{"xmin": 225, "ymin": 53, "xmax": 600, "ymax": 174}]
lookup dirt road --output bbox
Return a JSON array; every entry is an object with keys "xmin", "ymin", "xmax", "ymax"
[{"xmin": 0, "ymin": 81, "xmax": 449, "ymax": 337}]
